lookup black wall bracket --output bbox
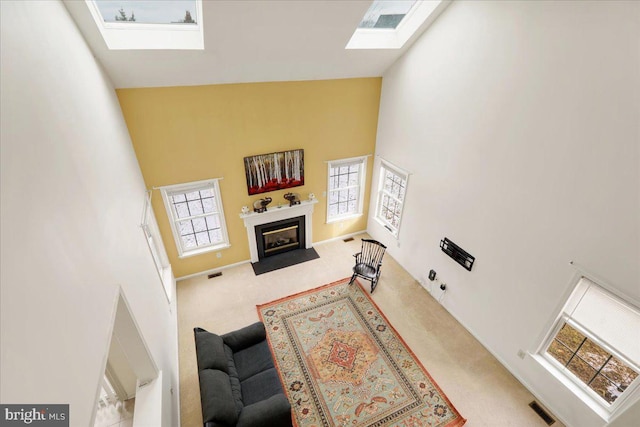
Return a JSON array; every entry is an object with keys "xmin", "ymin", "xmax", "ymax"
[{"xmin": 440, "ymin": 237, "xmax": 475, "ymax": 271}]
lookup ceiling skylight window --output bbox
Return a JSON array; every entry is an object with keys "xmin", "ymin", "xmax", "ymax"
[
  {"xmin": 347, "ymin": 0, "xmax": 450, "ymax": 50},
  {"xmin": 358, "ymin": 0, "xmax": 417, "ymax": 30},
  {"xmin": 94, "ymin": 0, "xmax": 198, "ymax": 25},
  {"xmin": 86, "ymin": 0, "xmax": 204, "ymax": 50}
]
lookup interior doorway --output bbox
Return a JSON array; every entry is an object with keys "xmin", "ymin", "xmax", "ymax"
[{"xmin": 93, "ymin": 292, "xmax": 157, "ymax": 427}]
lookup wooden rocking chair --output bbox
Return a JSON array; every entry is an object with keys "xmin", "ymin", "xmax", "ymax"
[{"xmin": 348, "ymin": 239, "xmax": 387, "ymax": 293}]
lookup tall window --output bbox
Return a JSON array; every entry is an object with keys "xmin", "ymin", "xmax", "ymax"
[
  {"xmin": 160, "ymin": 179, "xmax": 229, "ymax": 258},
  {"xmin": 141, "ymin": 191, "xmax": 172, "ymax": 301},
  {"xmin": 327, "ymin": 156, "xmax": 367, "ymax": 223},
  {"xmin": 375, "ymin": 160, "xmax": 408, "ymax": 237},
  {"xmin": 538, "ymin": 276, "xmax": 640, "ymax": 416}
]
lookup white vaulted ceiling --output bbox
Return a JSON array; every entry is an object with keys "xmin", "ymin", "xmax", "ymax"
[{"xmin": 63, "ymin": 0, "xmax": 449, "ymax": 89}]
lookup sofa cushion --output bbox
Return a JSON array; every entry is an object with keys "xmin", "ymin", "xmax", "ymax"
[
  {"xmin": 198, "ymin": 369, "xmax": 240, "ymax": 425},
  {"xmin": 222, "ymin": 322, "xmax": 267, "ymax": 352},
  {"xmin": 194, "ymin": 328, "xmax": 228, "ymax": 373},
  {"xmin": 237, "ymin": 394, "xmax": 292, "ymax": 427},
  {"xmin": 240, "ymin": 367, "xmax": 285, "ymax": 406},
  {"xmin": 225, "ymin": 345, "xmax": 243, "ymax": 413},
  {"xmin": 233, "ymin": 340, "xmax": 275, "ymax": 382}
]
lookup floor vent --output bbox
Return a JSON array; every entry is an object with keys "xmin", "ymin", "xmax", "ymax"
[
  {"xmin": 207, "ymin": 272, "xmax": 223, "ymax": 279},
  {"xmin": 529, "ymin": 401, "xmax": 555, "ymax": 425},
  {"xmin": 343, "ymin": 237, "xmax": 354, "ymax": 242}
]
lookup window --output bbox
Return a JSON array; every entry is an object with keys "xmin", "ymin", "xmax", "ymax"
[
  {"xmin": 86, "ymin": 0, "xmax": 204, "ymax": 50},
  {"xmin": 375, "ymin": 160, "xmax": 408, "ymax": 237},
  {"xmin": 141, "ymin": 191, "xmax": 172, "ymax": 302},
  {"xmin": 537, "ymin": 276, "xmax": 640, "ymax": 417},
  {"xmin": 327, "ymin": 156, "xmax": 367, "ymax": 222},
  {"xmin": 346, "ymin": 0, "xmax": 449, "ymax": 50},
  {"xmin": 160, "ymin": 179, "xmax": 229, "ymax": 258},
  {"xmin": 358, "ymin": 0, "xmax": 417, "ymax": 29},
  {"xmin": 94, "ymin": 0, "xmax": 198, "ymax": 25}
]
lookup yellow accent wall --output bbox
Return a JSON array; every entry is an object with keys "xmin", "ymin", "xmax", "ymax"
[{"xmin": 117, "ymin": 78, "xmax": 381, "ymax": 278}]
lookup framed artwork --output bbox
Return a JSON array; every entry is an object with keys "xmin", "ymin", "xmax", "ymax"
[{"xmin": 244, "ymin": 149, "xmax": 304, "ymax": 195}]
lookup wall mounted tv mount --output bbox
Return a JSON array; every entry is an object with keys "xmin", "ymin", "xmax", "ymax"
[{"xmin": 440, "ymin": 237, "xmax": 475, "ymax": 271}]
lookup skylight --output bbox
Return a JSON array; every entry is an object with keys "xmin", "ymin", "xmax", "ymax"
[
  {"xmin": 358, "ymin": 0, "xmax": 417, "ymax": 30},
  {"xmin": 94, "ymin": 0, "xmax": 198, "ymax": 25},
  {"xmin": 347, "ymin": 0, "xmax": 448, "ymax": 50},
  {"xmin": 86, "ymin": 0, "xmax": 204, "ymax": 50}
]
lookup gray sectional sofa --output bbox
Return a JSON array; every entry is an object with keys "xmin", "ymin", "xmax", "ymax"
[{"xmin": 193, "ymin": 322, "xmax": 292, "ymax": 427}]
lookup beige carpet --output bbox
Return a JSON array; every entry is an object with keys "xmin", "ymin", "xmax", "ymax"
[{"xmin": 177, "ymin": 233, "xmax": 563, "ymax": 427}]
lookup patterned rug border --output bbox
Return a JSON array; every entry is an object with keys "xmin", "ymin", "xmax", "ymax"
[{"xmin": 257, "ymin": 277, "xmax": 467, "ymax": 427}]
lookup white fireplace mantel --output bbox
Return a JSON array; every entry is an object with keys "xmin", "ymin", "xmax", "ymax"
[{"xmin": 240, "ymin": 199, "xmax": 318, "ymax": 263}]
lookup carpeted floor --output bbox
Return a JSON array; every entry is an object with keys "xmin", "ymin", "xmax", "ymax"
[
  {"xmin": 176, "ymin": 233, "xmax": 564, "ymax": 427},
  {"xmin": 258, "ymin": 278, "xmax": 466, "ymax": 427}
]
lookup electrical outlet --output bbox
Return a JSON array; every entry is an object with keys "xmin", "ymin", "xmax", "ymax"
[
  {"xmin": 517, "ymin": 349, "xmax": 526, "ymax": 359},
  {"xmin": 216, "ymin": 252, "xmax": 222, "ymax": 258}
]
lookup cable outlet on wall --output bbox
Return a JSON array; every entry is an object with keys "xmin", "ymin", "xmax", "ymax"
[
  {"xmin": 439, "ymin": 283, "xmax": 446, "ymax": 291},
  {"xmin": 517, "ymin": 349, "xmax": 526, "ymax": 359}
]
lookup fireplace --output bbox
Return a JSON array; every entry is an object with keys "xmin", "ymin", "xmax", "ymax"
[
  {"xmin": 240, "ymin": 199, "xmax": 318, "ymax": 263},
  {"xmin": 255, "ymin": 216, "xmax": 305, "ymax": 259}
]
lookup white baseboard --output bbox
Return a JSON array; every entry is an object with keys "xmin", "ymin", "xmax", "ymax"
[
  {"xmin": 175, "ymin": 259, "xmax": 251, "ymax": 282},
  {"xmin": 176, "ymin": 231, "xmax": 367, "ymax": 281},
  {"xmin": 313, "ymin": 230, "xmax": 367, "ymax": 246},
  {"xmin": 176, "ymin": 230, "xmax": 367, "ymax": 282}
]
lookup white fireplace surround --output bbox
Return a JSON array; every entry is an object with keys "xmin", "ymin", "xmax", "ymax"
[{"xmin": 240, "ymin": 199, "xmax": 318, "ymax": 263}]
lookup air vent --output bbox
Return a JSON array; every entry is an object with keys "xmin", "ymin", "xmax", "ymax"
[
  {"xmin": 207, "ymin": 272, "xmax": 222, "ymax": 279},
  {"xmin": 528, "ymin": 401, "xmax": 555, "ymax": 425},
  {"xmin": 343, "ymin": 237, "xmax": 354, "ymax": 242}
]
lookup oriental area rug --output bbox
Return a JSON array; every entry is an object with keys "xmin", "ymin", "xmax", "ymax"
[{"xmin": 257, "ymin": 278, "xmax": 466, "ymax": 427}]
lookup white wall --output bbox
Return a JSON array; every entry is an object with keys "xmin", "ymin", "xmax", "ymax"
[
  {"xmin": 369, "ymin": 1, "xmax": 639, "ymax": 426},
  {"xmin": 0, "ymin": 2, "xmax": 180, "ymax": 426}
]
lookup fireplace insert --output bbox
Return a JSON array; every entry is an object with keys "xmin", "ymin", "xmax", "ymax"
[{"xmin": 255, "ymin": 216, "xmax": 305, "ymax": 259}]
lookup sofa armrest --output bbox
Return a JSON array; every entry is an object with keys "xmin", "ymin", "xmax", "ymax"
[
  {"xmin": 222, "ymin": 321, "xmax": 267, "ymax": 352},
  {"xmin": 237, "ymin": 393, "xmax": 292, "ymax": 427}
]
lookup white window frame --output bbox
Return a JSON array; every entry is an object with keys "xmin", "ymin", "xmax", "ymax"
[
  {"xmin": 141, "ymin": 191, "xmax": 173, "ymax": 302},
  {"xmin": 326, "ymin": 156, "xmax": 367, "ymax": 223},
  {"xmin": 533, "ymin": 273, "xmax": 640, "ymax": 422},
  {"xmin": 374, "ymin": 159, "xmax": 409, "ymax": 238},
  {"xmin": 159, "ymin": 178, "xmax": 230, "ymax": 258}
]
